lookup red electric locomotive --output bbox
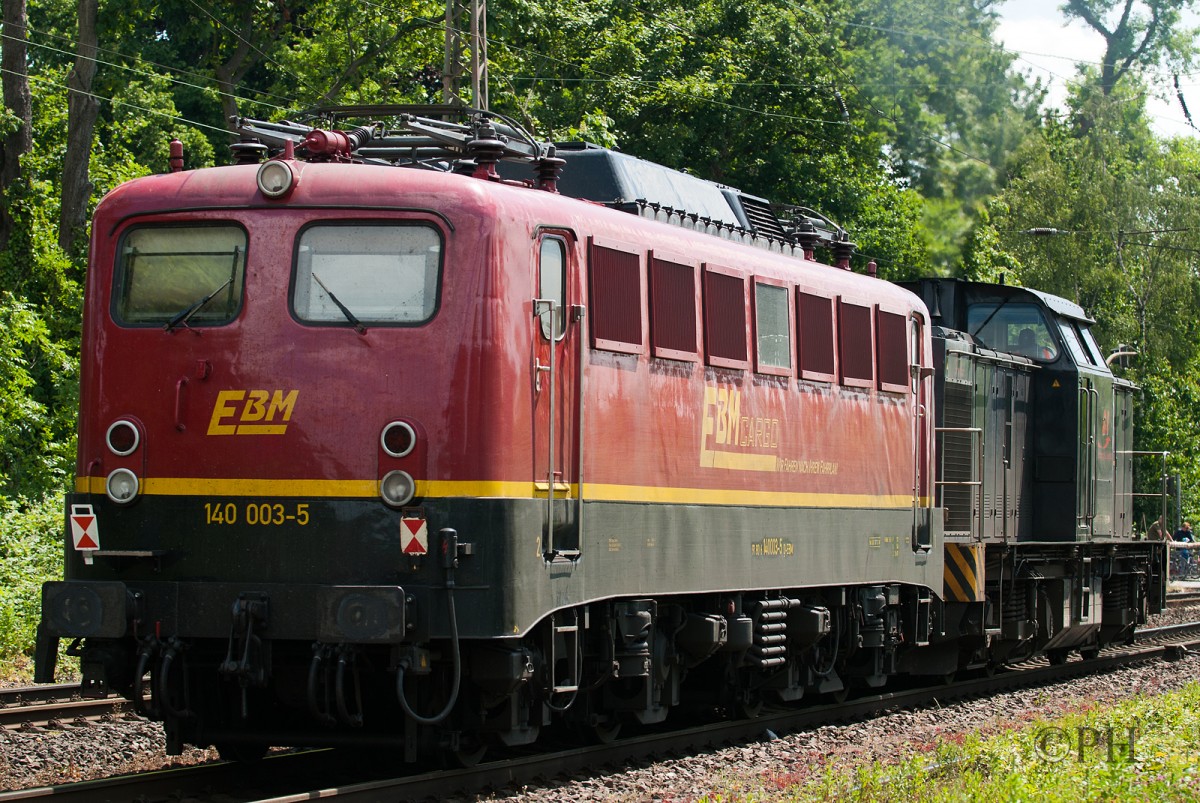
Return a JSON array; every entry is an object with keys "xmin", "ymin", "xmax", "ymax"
[{"xmin": 36, "ymin": 107, "xmax": 1162, "ymax": 761}]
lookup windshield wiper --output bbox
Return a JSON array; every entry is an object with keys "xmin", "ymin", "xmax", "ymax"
[
  {"xmin": 969, "ymin": 295, "xmax": 1013, "ymax": 343},
  {"xmin": 312, "ymin": 272, "xmax": 367, "ymax": 335},
  {"xmin": 163, "ymin": 277, "xmax": 233, "ymax": 332}
]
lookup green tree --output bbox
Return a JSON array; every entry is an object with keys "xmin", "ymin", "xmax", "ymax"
[
  {"xmin": 1064, "ymin": 0, "xmax": 1198, "ymax": 96},
  {"xmin": 0, "ymin": 293, "xmax": 75, "ymax": 497},
  {"xmin": 1, "ymin": 0, "xmax": 33, "ymax": 253},
  {"xmin": 981, "ymin": 77, "xmax": 1200, "ymax": 515}
]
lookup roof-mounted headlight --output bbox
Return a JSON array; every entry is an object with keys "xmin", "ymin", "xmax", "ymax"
[{"xmin": 257, "ymin": 160, "xmax": 296, "ymax": 199}]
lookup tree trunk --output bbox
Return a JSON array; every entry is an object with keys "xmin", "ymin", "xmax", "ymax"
[
  {"xmin": 59, "ymin": 0, "xmax": 101, "ymax": 255},
  {"xmin": 213, "ymin": 3, "xmax": 258, "ymax": 133},
  {"xmin": 0, "ymin": 0, "xmax": 32, "ymax": 254}
]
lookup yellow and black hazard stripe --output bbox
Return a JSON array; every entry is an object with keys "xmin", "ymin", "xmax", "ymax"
[{"xmin": 943, "ymin": 542, "xmax": 985, "ymax": 602}]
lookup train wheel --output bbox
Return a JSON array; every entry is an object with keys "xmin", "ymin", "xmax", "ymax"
[
  {"xmin": 1079, "ymin": 647, "xmax": 1100, "ymax": 661},
  {"xmin": 452, "ymin": 736, "xmax": 488, "ymax": 768},
  {"xmin": 215, "ymin": 741, "xmax": 268, "ymax": 763},
  {"xmin": 591, "ymin": 719, "xmax": 622, "ymax": 744},
  {"xmin": 1046, "ymin": 649, "xmax": 1070, "ymax": 666},
  {"xmin": 736, "ymin": 693, "xmax": 765, "ymax": 719}
]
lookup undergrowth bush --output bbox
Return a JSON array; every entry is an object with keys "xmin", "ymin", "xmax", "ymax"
[{"xmin": 0, "ymin": 492, "xmax": 63, "ymax": 665}]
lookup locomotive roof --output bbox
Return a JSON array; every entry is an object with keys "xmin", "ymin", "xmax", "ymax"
[
  {"xmin": 1020, "ymin": 287, "xmax": 1093, "ymax": 324},
  {"xmin": 901, "ymin": 278, "xmax": 1095, "ymax": 327},
  {"xmin": 520, "ymin": 143, "xmax": 744, "ymax": 229},
  {"xmin": 233, "ymin": 105, "xmax": 850, "ymax": 259}
]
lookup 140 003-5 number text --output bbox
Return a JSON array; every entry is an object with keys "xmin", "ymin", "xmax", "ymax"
[{"xmin": 204, "ymin": 502, "xmax": 310, "ymax": 526}]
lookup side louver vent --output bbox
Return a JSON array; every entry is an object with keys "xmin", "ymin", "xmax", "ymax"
[{"xmin": 738, "ymin": 195, "xmax": 788, "ymax": 240}]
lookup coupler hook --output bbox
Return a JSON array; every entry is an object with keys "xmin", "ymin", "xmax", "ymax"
[
  {"xmin": 335, "ymin": 644, "xmax": 364, "ymax": 728},
  {"xmin": 133, "ymin": 636, "xmax": 163, "ymax": 719},
  {"xmin": 306, "ymin": 644, "xmax": 337, "ymax": 727},
  {"xmin": 156, "ymin": 636, "xmax": 192, "ymax": 718}
]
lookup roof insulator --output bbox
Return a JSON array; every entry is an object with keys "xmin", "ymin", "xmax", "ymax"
[
  {"xmin": 230, "ymin": 139, "xmax": 269, "ymax": 165},
  {"xmin": 467, "ymin": 120, "xmax": 506, "ymax": 180},
  {"xmin": 536, "ymin": 146, "xmax": 566, "ymax": 194},
  {"xmin": 832, "ymin": 239, "xmax": 856, "ymax": 270}
]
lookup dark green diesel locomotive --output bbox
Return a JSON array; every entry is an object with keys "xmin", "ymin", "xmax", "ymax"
[{"xmin": 904, "ymin": 278, "xmax": 1163, "ymax": 669}]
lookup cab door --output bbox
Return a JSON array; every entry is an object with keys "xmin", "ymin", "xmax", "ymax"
[
  {"xmin": 911, "ymin": 312, "xmax": 934, "ymax": 551},
  {"xmin": 532, "ymin": 231, "xmax": 582, "ymax": 559},
  {"xmin": 1076, "ymin": 370, "xmax": 1115, "ymax": 540}
]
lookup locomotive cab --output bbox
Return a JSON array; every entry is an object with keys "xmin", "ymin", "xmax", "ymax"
[{"xmin": 903, "ymin": 279, "xmax": 1133, "ymax": 542}]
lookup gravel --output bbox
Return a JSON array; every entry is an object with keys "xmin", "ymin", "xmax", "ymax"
[
  {"xmin": 0, "ymin": 716, "xmax": 219, "ymax": 791},
  {"xmin": 477, "ymin": 650, "xmax": 1200, "ymax": 802},
  {"xmin": 3, "ymin": 606, "xmax": 1198, "ymax": 797}
]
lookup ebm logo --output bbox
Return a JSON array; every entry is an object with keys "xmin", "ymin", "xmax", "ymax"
[{"xmin": 207, "ymin": 390, "xmax": 298, "ymax": 435}]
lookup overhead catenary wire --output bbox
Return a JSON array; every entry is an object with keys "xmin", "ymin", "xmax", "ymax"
[
  {"xmin": 14, "ymin": 0, "xmax": 1196, "ymax": 138},
  {"xmin": 0, "ymin": 66, "xmax": 233, "ymax": 136},
  {"xmin": 2, "ymin": 21, "xmax": 302, "ymax": 110},
  {"xmin": 0, "ymin": 30, "xmax": 296, "ymax": 116}
]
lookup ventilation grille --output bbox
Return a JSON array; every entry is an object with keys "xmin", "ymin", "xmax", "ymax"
[
  {"xmin": 590, "ymin": 245, "xmax": 642, "ymax": 350},
  {"xmin": 942, "ymin": 381, "xmax": 975, "ymax": 533},
  {"xmin": 738, "ymin": 196, "xmax": 788, "ymax": 240},
  {"xmin": 798, "ymin": 293, "xmax": 835, "ymax": 377},
  {"xmin": 839, "ymin": 302, "xmax": 873, "ymax": 382},
  {"xmin": 876, "ymin": 311, "xmax": 909, "ymax": 388},
  {"xmin": 703, "ymin": 269, "xmax": 747, "ymax": 363},
  {"xmin": 650, "ymin": 257, "xmax": 697, "ymax": 355}
]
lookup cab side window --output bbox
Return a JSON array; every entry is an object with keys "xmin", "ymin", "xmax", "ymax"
[{"xmin": 539, "ymin": 237, "xmax": 567, "ymax": 340}]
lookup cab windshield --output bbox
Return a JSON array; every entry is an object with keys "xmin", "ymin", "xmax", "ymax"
[
  {"xmin": 112, "ymin": 225, "xmax": 247, "ymax": 327},
  {"xmin": 966, "ymin": 302, "xmax": 1059, "ymax": 362},
  {"xmin": 292, "ymin": 223, "xmax": 442, "ymax": 326}
]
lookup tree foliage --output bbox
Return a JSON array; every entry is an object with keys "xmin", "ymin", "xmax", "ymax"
[{"xmin": 1063, "ymin": 0, "xmax": 1198, "ymax": 96}]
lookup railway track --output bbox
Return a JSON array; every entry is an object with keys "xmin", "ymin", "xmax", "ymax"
[
  {"xmin": 4, "ymin": 621, "xmax": 1199, "ymax": 802},
  {"xmin": 1166, "ymin": 589, "xmax": 1200, "ymax": 606},
  {"xmin": 0, "ymin": 684, "xmax": 131, "ymax": 732}
]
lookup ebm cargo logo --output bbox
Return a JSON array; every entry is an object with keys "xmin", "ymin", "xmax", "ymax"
[
  {"xmin": 700, "ymin": 382, "xmax": 780, "ymax": 472},
  {"xmin": 207, "ymin": 390, "xmax": 298, "ymax": 435}
]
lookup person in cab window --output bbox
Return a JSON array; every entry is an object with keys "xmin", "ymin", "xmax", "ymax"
[{"xmin": 1016, "ymin": 327, "xmax": 1038, "ymax": 358}]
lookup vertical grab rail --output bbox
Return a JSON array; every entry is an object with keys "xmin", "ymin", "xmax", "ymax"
[
  {"xmin": 1088, "ymin": 386, "xmax": 1101, "ymax": 528},
  {"xmin": 912, "ymin": 398, "xmax": 926, "ymax": 550},
  {"xmin": 573, "ymin": 305, "xmax": 586, "ymax": 547},
  {"xmin": 909, "ymin": 314, "xmax": 932, "ymax": 551},
  {"xmin": 534, "ymin": 298, "xmax": 557, "ymax": 558},
  {"xmin": 1077, "ymin": 383, "xmax": 1100, "ymax": 534}
]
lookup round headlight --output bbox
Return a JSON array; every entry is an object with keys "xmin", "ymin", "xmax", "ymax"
[
  {"xmin": 106, "ymin": 420, "xmax": 140, "ymax": 456},
  {"xmin": 380, "ymin": 470, "xmax": 416, "ymax": 508},
  {"xmin": 381, "ymin": 421, "xmax": 416, "ymax": 458},
  {"xmin": 257, "ymin": 160, "xmax": 294, "ymax": 198},
  {"xmin": 105, "ymin": 468, "xmax": 140, "ymax": 504}
]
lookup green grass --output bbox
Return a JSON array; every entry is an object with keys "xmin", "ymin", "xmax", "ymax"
[{"xmin": 695, "ymin": 683, "xmax": 1200, "ymax": 802}]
